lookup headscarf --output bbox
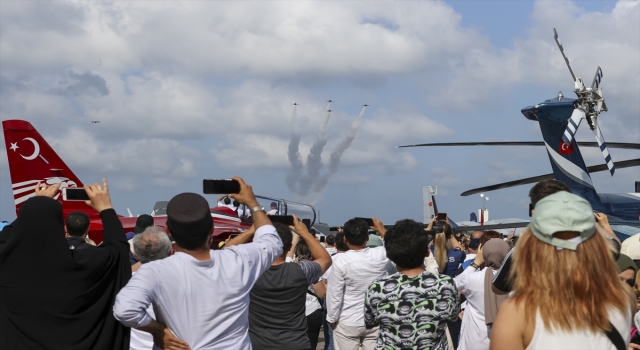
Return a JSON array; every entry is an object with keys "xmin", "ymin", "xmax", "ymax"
[
  {"xmin": 617, "ymin": 254, "xmax": 638, "ymax": 282},
  {"xmin": 483, "ymin": 238, "xmax": 511, "ymax": 326},
  {"xmin": 0, "ymin": 196, "xmax": 131, "ymax": 350}
]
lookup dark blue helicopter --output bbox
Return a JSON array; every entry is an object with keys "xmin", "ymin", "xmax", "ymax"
[{"xmin": 401, "ymin": 28, "xmax": 640, "ymax": 237}]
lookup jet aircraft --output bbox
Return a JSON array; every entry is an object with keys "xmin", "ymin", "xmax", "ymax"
[{"xmin": 2, "ymin": 120, "xmax": 317, "ymax": 246}]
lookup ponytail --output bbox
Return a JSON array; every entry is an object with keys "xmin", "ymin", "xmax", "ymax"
[{"xmin": 434, "ymin": 231, "xmax": 447, "ymax": 273}]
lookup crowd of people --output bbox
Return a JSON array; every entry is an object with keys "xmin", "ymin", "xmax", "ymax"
[{"xmin": 0, "ymin": 178, "xmax": 639, "ymax": 350}]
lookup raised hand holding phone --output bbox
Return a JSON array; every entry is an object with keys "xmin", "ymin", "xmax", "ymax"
[
  {"xmin": 371, "ymin": 218, "xmax": 386, "ymax": 237},
  {"xmin": 34, "ymin": 181, "xmax": 62, "ymax": 199},
  {"xmin": 84, "ymin": 179, "xmax": 113, "ymax": 213}
]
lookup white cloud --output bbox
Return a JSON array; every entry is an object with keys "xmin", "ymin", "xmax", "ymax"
[{"xmin": 1, "ymin": 0, "xmax": 638, "ymax": 221}]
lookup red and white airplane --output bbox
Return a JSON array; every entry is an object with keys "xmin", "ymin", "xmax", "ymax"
[{"xmin": 2, "ymin": 119, "xmax": 253, "ymax": 246}]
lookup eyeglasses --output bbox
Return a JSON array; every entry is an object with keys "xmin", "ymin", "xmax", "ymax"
[{"xmin": 625, "ymin": 279, "xmax": 635, "ymax": 288}]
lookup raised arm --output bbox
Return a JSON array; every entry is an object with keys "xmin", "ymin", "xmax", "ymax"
[
  {"xmin": 287, "ymin": 234, "xmax": 300, "ymax": 260},
  {"xmin": 226, "ymin": 177, "xmax": 282, "ymax": 279},
  {"xmin": 229, "ymin": 177, "xmax": 272, "ymax": 231},
  {"xmin": 371, "ymin": 218, "xmax": 386, "ymax": 238},
  {"xmin": 84, "ymin": 179, "xmax": 127, "ymax": 247},
  {"xmin": 224, "ymin": 225, "xmax": 256, "ymax": 248},
  {"xmin": 290, "ymin": 215, "xmax": 332, "ymax": 274},
  {"xmin": 594, "ymin": 212, "xmax": 621, "ymax": 245}
]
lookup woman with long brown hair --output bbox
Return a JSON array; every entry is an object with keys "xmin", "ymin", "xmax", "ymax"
[{"xmin": 491, "ymin": 191, "xmax": 636, "ymax": 350}]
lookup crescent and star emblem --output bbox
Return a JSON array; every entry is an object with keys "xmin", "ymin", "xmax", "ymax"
[{"xmin": 9, "ymin": 138, "xmax": 41, "ymax": 160}]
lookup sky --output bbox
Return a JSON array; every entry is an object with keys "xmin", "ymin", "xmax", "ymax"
[{"xmin": 1, "ymin": 0, "xmax": 638, "ymax": 226}]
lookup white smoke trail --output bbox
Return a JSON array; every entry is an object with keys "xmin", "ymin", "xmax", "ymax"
[
  {"xmin": 285, "ymin": 105, "xmax": 304, "ymax": 193},
  {"xmin": 298, "ymin": 108, "xmax": 332, "ymax": 196},
  {"xmin": 314, "ymin": 106, "xmax": 367, "ymax": 192}
]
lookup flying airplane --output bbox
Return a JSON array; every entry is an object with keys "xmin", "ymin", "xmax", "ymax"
[
  {"xmin": 400, "ymin": 28, "xmax": 640, "ymax": 234},
  {"xmin": 292, "ymin": 103, "xmax": 298, "ymax": 106},
  {"xmin": 2, "ymin": 120, "xmax": 317, "ymax": 246},
  {"xmin": 91, "ymin": 121, "xmax": 100, "ymax": 124},
  {"xmin": 362, "ymin": 104, "xmax": 369, "ymax": 107}
]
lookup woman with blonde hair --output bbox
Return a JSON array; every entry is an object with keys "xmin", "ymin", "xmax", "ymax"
[
  {"xmin": 426, "ymin": 219, "xmax": 465, "ymax": 277},
  {"xmin": 491, "ymin": 191, "xmax": 636, "ymax": 350}
]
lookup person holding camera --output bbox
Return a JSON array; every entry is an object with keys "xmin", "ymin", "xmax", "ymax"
[
  {"xmin": 326, "ymin": 217, "xmax": 388, "ymax": 350},
  {"xmin": 243, "ymin": 216, "xmax": 331, "ymax": 350},
  {"xmin": 114, "ymin": 177, "xmax": 283, "ymax": 350},
  {"xmin": 1, "ymin": 180, "xmax": 132, "ymax": 350}
]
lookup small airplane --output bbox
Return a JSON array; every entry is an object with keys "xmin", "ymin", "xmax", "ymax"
[
  {"xmin": 327, "ymin": 100, "xmax": 333, "ymax": 103},
  {"xmin": 292, "ymin": 103, "xmax": 298, "ymax": 106},
  {"xmin": 91, "ymin": 121, "xmax": 100, "ymax": 124},
  {"xmin": 362, "ymin": 104, "xmax": 369, "ymax": 107},
  {"xmin": 327, "ymin": 109, "xmax": 332, "ymax": 113},
  {"xmin": 400, "ymin": 28, "xmax": 640, "ymax": 236},
  {"xmin": 2, "ymin": 120, "xmax": 318, "ymax": 246}
]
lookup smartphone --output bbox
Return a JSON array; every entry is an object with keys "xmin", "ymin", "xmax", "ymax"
[
  {"xmin": 302, "ymin": 218, "xmax": 311, "ymax": 230},
  {"xmin": 355, "ymin": 217, "xmax": 374, "ymax": 226},
  {"xmin": 437, "ymin": 212, "xmax": 447, "ymax": 221},
  {"xmin": 319, "ymin": 236, "xmax": 326, "ymax": 243},
  {"xmin": 62, "ymin": 188, "xmax": 90, "ymax": 201},
  {"xmin": 203, "ymin": 179, "xmax": 240, "ymax": 194},
  {"xmin": 269, "ymin": 215, "xmax": 295, "ymax": 226},
  {"xmin": 329, "ymin": 226, "xmax": 340, "ymax": 232}
]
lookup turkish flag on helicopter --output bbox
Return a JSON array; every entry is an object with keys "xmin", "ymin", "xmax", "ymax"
[{"xmin": 558, "ymin": 140, "xmax": 574, "ymax": 154}]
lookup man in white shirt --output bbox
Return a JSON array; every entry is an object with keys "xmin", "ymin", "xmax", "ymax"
[
  {"xmin": 129, "ymin": 226, "xmax": 172, "ymax": 350},
  {"xmin": 325, "ymin": 234, "xmax": 337, "ymax": 256},
  {"xmin": 114, "ymin": 177, "xmax": 282, "ymax": 350},
  {"xmin": 326, "ymin": 218, "xmax": 388, "ymax": 350},
  {"xmin": 216, "ymin": 196, "xmax": 237, "ymax": 211},
  {"xmin": 266, "ymin": 202, "xmax": 279, "ymax": 215}
]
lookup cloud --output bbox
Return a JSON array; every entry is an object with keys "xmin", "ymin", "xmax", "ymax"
[
  {"xmin": 49, "ymin": 70, "xmax": 109, "ymax": 96},
  {"xmin": 47, "ymin": 127, "xmax": 200, "ymax": 187},
  {"xmin": 0, "ymin": 0, "xmax": 638, "ymax": 222}
]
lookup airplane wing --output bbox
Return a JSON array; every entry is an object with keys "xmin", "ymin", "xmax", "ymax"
[
  {"xmin": 451, "ymin": 221, "xmax": 530, "ymax": 233},
  {"xmin": 460, "ymin": 158, "xmax": 640, "ymax": 196},
  {"xmin": 398, "ymin": 141, "xmax": 640, "ymax": 149}
]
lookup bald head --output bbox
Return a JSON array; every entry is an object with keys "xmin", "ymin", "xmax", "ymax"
[{"xmin": 471, "ymin": 231, "xmax": 484, "ymax": 239}]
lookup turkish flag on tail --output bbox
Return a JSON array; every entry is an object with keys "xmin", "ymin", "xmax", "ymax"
[{"xmin": 558, "ymin": 141, "xmax": 574, "ymax": 155}]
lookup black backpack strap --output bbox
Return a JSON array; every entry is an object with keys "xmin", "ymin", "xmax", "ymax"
[{"xmin": 603, "ymin": 322, "xmax": 626, "ymax": 350}]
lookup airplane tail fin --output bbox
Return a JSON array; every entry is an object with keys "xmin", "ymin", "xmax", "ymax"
[
  {"xmin": 521, "ymin": 98, "xmax": 605, "ymax": 211},
  {"xmin": 2, "ymin": 120, "xmax": 85, "ymax": 214},
  {"xmin": 423, "ymin": 186, "xmax": 438, "ymax": 224}
]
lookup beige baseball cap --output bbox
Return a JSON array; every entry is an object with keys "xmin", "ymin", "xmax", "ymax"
[{"xmin": 530, "ymin": 191, "xmax": 596, "ymax": 250}]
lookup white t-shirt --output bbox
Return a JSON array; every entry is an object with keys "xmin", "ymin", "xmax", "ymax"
[
  {"xmin": 266, "ymin": 209, "xmax": 278, "ymax": 215},
  {"xmin": 114, "ymin": 225, "xmax": 282, "ymax": 350},
  {"xmin": 129, "ymin": 272, "xmax": 155, "ymax": 350}
]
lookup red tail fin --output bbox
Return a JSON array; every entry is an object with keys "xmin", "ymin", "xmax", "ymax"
[{"xmin": 3, "ymin": 120, "xmax": 85, "ymax": 214}]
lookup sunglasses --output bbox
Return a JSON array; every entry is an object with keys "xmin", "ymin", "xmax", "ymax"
[{"xmin": 625, "ymin": 279, "xmax": 635, "ymax": 288}]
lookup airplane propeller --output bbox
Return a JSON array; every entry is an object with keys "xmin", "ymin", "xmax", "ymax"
[{"xmin": 553, "ymin": 28, "xmax": 614, "ymax": 175}]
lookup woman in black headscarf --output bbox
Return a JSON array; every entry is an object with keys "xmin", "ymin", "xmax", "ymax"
[{"xmin": 0, "ymin": 180, "xmax": 131, "ymax": 350}]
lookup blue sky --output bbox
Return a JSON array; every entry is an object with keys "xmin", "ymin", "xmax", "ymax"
[{"xmin": 1, "ymin": 0, "xmax": 638, "ymax": 226}]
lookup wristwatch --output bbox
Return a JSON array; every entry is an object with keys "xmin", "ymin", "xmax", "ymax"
[
  {"xmin": 470, "ymin": 262, "xmax": 480, "ymax": 270},
  {"xmin": 250, "ymin": 206, "xmax": 264, "ymax": 215}
]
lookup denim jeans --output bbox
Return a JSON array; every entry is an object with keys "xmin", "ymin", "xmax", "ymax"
[{"xmin": 322, "ymin": 307, "xmax": 334, "ymax": 350}]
